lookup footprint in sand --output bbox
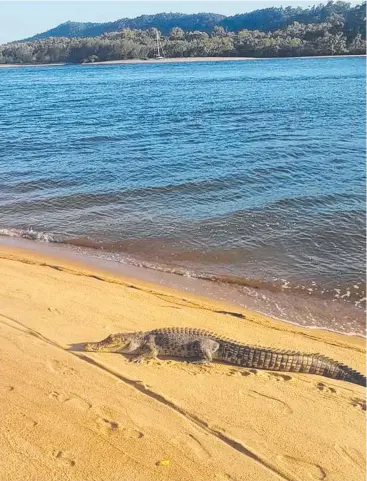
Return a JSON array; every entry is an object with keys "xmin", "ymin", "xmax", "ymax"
[
  {"xmin": 267, "ymin": 373, "xmax": 292, "ymax": 382},
  {"xmin": 316, "ymin": 382, "xmax": 337, "ymax": 394},
  {"xmin": 20, "ymin": 413, "xmax": 38, "ymax": 428},
  {"xmin": 95, "ymin": 415, "xmax": 144, "ymax": 439},
  {"xmin": 96, "ymin": 416, "xmax": 119, "ymax": 434},
  {"xmin": 350, "ymin": 397, "xmax": 366, "ymax": 411},
  {"xmin": 48, "ymin": 391, "xmax": 91, "ymax": 411},
  {"xmin": 227, "ymin": 369, "xmax": 292, "ymax": 381},
  {"xmin": 123, "ymin": 427, "xmax": 144, "ymax": 439},
  {"xmin": 214, "ymin": 473, "xmax": 234, "ymax": 481},
  {"xmin": 48, "ymin": 307, "xmax": 64, "ymax": 315},
  {"xmin": 53, "ymin": 450, "xmax": 76, "ymax": 467},
  {"xmin": 49, "ymin": 391, "xmax": 69, "ymax": 402},
  {"xmin": 227, "ymin": 368, "xmax": 257, "ymax": 377},
  {"xmin": 1, "ymin": 385, "xmax": 15, "ymax": 393},
  {"xmin": 277, "ymin": 454, "xmax": 326, "ymax": 480},
  {"xmin": 47, "ymin": 359, "xmax": 77, "ymax": 376}
]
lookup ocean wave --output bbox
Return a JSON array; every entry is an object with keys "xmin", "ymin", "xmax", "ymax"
[
  {"xmin": 0, "ymin": 225, "xmax": 364, "ymax": 305},
  {"xmin": 78, "ymin": 135, "xmax": 125, "ymax": 143},
  {"xmin": 0, "ymin": 178, "xmax": 80, "ymax": 194},
  {"xmin": 0, "ymin": 227, "xmax": 63, "ymax": 243}
]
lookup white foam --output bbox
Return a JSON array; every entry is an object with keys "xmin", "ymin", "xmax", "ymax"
[{"xmin": 0, "ymin": 227, "xmax": 56, "ymax": 243}]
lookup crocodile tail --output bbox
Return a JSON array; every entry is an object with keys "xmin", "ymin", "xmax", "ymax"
[
  {"xmin": 217, "ymin": 343, "xmax": 366, "ymax": 387},
  {"xmin": 333, "ymin": 362, "xmax": 366, "ymax": 386}
]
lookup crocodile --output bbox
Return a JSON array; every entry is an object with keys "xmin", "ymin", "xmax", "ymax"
[{"xmin": 84, "ymin": 327, "xmax": 366, "ymax": 386}]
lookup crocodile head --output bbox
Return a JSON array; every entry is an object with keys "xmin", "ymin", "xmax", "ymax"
[{"xmin": 84, "ymin": 333, "xmax": 133, "ymax": 352}]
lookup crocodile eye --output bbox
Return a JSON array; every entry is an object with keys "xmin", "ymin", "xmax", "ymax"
[
  {"xmin": 102, "ymin": 334, "xmax": 117, "ymax": 344},
  {"xmin": 107, "ymin": 334, "xmax": 126, "ymax": 344}
]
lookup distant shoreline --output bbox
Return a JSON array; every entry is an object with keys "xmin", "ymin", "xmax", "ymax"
[{"xmin": 0, "ymin": 54, "xmax": 365, "ymax": 68}]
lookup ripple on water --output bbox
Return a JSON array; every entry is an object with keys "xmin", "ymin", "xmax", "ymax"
[{"xmin": 0, "ymin": 57, "xmax": 365, "ymax": 334}]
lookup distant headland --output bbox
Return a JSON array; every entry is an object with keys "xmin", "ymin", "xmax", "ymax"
[{"xmin": 0, "ymin": 3, "xmax": 365, "ymax": 65}]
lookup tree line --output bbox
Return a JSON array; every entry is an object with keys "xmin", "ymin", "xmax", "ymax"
[
  {"xmin": 0, "ymin": 5, "xmax": 365, "ymax": 64},
  {"xmin": 23, "ymin": 2, "xmax": 366, "ymax": 40}
]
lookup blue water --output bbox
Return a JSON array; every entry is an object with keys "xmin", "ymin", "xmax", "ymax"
[{"xmin": 0, "ymin": 57, "xmax": 365, "ymax": 333}]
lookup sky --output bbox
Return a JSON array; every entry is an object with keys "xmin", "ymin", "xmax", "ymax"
[{"xmin": 0, "ymin": 0, "xmax": 364, "ymax": 44}]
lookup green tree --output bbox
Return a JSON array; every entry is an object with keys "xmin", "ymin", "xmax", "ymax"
[
  {"xmin": 212, "ymin": 26, "xmax": 227, "ymax": 37},
  {"xmin": 169, "ymin": 27, "xmax": 185, "ymax": 40},
  {"xmin": 0, "ymin": 4, "xmax": 365, "ymax": 65}
]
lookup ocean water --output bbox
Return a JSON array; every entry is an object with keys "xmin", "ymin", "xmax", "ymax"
[{"xmin": 0, "ymin": 57, "xmax": 365, "ymax": 335}]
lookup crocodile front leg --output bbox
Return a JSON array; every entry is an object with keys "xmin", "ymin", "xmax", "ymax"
[{"xmin": 130, "ymin": 337, "xmax": 159, "ymax": 363}]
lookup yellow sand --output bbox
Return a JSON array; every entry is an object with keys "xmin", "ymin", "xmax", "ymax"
[{"xmin": 0, "ymin": 245, "xmax": 365, "ymax": 481}]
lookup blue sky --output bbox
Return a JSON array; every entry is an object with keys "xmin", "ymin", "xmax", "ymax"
[{"xmin": 0, "ymin": 1, "xmax": 364, "ymax": 44}]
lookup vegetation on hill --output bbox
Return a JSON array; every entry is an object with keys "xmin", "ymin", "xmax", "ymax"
[
  {"xmin": 0, "ymin": 2, "xmax": 365, "ymax": 64},
  {"xmin": 22, "ymin": 2, "xmax": 366, "ymax": 40},
  {"xmin": 22, "ymin": 13, "xmax": 227, "ymax": 41}
]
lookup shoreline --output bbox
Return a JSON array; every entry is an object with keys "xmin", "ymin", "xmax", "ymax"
[
  {"xmin": 0, "ymin": 233, "xmax": 364, "ymax": 338},
  {"xmin": 0, "ymin": 241, "xmax": 365, "ymax": 352},
  {"xmin": 0, "ymin": 54, "xmax": 365, "ymax": 68},
  {"xmin": 0, "ymin": 241, "xmax": 365, "ymax": 481}
]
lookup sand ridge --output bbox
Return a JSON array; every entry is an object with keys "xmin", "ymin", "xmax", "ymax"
[{"xmin": 0, "ymin": 245, "xmax": 365, "ymax": 481}]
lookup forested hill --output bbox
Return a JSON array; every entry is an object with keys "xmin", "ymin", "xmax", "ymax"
[
  {"xmin": 22, "ymin": 2, "xmax": 366, "ymax": 41},
  {"xmin": 23, "ymin": 13, "xmax": 226, "ymax": 41},
  {"xmin": 0, "ymin": 1, "xmax": 365, "ymax": 64}
]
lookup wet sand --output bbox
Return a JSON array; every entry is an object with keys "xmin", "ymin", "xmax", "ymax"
[{"xmin": 0, "ymin": 243, "xmax": 365, "ymax": 481}]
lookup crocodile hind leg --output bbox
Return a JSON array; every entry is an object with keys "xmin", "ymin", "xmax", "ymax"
[
  {"xmin": 130, "ymin": 337, "xmax": 159, "ymax": 363},
  {"xmin": 191, "ymin": 339, "xmax": 220, "ymax": 365}
]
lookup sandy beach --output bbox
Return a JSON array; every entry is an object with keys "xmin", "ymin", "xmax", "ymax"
[
  {"xmin": 0, "ymin": 243, "xmax": 365, "ymax": 481},
  {"xmin": 0, "ymin": 57, "xmax": 257, "ymax": 68},
  {"xmin": 0, "ymin": 54, "xmax": 365, "ymax": 68}
]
